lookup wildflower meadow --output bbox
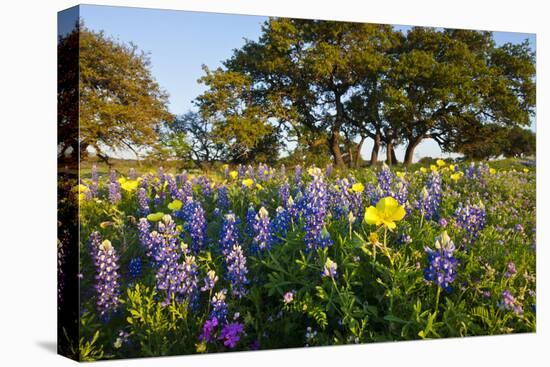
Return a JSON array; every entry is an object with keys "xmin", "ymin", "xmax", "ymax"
[{"xmin": 58, "ymin": 159, "xmax": 535, "ymax": 360}]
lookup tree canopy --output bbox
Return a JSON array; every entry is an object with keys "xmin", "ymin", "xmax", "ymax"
[
  {"xmin": 58, "ymin": 23, "xmax": 174, "ymax": 162},
  {"xmin": 192, "ymin": 19, "xmax": 535, "ymax": 167}
]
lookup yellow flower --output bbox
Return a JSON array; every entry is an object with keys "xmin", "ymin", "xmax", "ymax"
[
  {"xmin": 489, "ymin": 168, "xmax": 496, "ymax": 175},
  {"xmin": 449, "ymin": 164, "xmax": 456, "ymax": 171},
  {"xmin": 223, "ymin": 164, "xmax": 229, "ymax": 170},
  {"xmin": 256, "ymin": 183, "xmax": 264, "ymax": 190},
  {"xmin": 396, "ymin": 171, "xmax": 405, "ymax": 179},
  {"xmin": 450, "ymin": 172, "xmax": 462, "ymax": 181},
  {"xmin": 420, "ymin": 167, "xmax": 427, "ymax": 173},
  {"xmin": 364, "ymin": 197, "xmax": 406, "ymax": 230},
  {"xmin": 436, "ymin": 159, "xmax": 445, "ymax": 167},
  {"xmin": 167, "ymin": 199, "xmax": 183, "ymax": 211},
  {"xmin": 229, "ymin": 170, "xmax": 238, "ymax": 180},
  {"xmin": 120, "ymin": 179, "xmax": 139, "ymax": 192},
  {"xmin": 351, "ymin": 182, "xmax": 365, "ymax": 193},
  {"xmin": 523, "ymin": 168, "xmax": 529, "ymax": 173},
  {"xmin": 430, "ymin": 164, "xmax": 438, "ymax": 171},
  {"xmin": 242, "ymin": 178, "xmax": 254, "ymax": 188}
]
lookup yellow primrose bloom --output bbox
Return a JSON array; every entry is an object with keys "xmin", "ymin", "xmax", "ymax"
[
  {"xmin": 396, "ymin": 171, "xmax": 405, "ymax": 179},
  {"xmin": 489, "ymin": 168, "xmax": 496, "ymax": 175},
  {"xmin": 351, "ymin": 182, "xmax": 365, "ymax": 193},
  {"xmin": 436, "ymin": 159, "xmax": 445, "ymax": 167},
  {"xmin": 420, "ymin": 167, "xmax": 427, "ymax": 173},
  {"xmin": 364, "ymin": 196, "xmax": 406, "ymax": 230},
  {"xmin": 223, "ymin": 164, "xmax": 229, "ymax": 170},
  {"xmin": 449, "ymin": 164, "xmax": 456, "ymax": 171},
  {"xmin": 167, "ymin": 199, "xmax": 183, "ymax": 211},
  {"xmin": 73, "ymin": 184, "xmax": 89, "ymax": 193},
  {"xmin": 430, "ymin": 164, "xmax": 438, "ymax": 171},
  {"xmin": 242, "ymin": 178, "xmax": 254, "ymax": 188},
  {"xmin": 121, "ymin": 179, "xmax": 139, "ymax": 192},
  {"xmin": 523, "ymin": 168, "xmax": 529, "ymax": 173},
  {"xmin": 450, "ymin": 172, "xmax": 462, "ymax": 181},
  {"xmin": 229, "ymin": 170, "xmax": 238, "ymax": 180},
  {"xmin": 256, "ymin": 183, "xmax": 264, "ymax": 190}
]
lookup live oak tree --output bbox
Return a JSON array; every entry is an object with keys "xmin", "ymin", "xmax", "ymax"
[
  {"xmin": 383, "ymin": 28, "xmax": 536, "ymax": 165},
  {"xmin": 77, "ymin": 26, "xmax": 173, "ymax": 162},
  {"xmin": 196, "ymin": 66, "xmax": 279, "ymax": 164}
]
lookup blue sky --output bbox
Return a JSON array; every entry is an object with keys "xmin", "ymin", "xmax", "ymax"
[{"xmin": 78, "ymin": 4, "xmax": 536, "ymax": 161}]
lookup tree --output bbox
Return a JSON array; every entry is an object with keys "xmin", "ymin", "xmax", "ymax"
[
  {"xmin": 502, "ymin": 127, "xmax": 536, "ymax": 158},
  {"xmin": 383, "ymin": 28, "xmax": 536, "ymax": 165},
  {"xmin": 76, "ymin": 25, "xmax": 173, "ymax": 162},
  {"xmin": 196, "ymin": 66, "xmax": 278, "ymax": 164},
  {"xmin": 159, "ymin": 111, "xmax": 226, "ymax": 168},
  {"xmin": 217, "ymin": 19, "xmax": 400, "ymax": 169}
]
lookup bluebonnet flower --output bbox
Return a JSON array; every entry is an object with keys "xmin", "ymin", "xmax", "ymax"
[
  {"xmin": 377, "ymin": 164, "xmax": 393, "ymax": 198},
  {"xmin": 322, "ymin": 257, "xmax": 338, "ymax": 279},
  {"xmin": 438, "ymin": 218, "xmax": 448, "ymax": 227},
  {"xmin": 455, "ymin": 202, "xmax": 486, "ymax": 242},
  {"xmin": 108, "ymin": 181, "xmax": 122, "ymax": 204},
  {"xmin": 252, "ymin": 207, "xmax": 272, "ymax": 253},
  {"xmin": 201, "ymin": 270, "xmax": 219, "ymax": 292},
  {"xmin": 226, "ymin": 244, "xmax": 249, "ymax": 298},
  {"xmin": 416, "ymin": 171, "xmax": 442, "ymax": 221},
  {"xmin": 184, "ymin": 201, "xmax": 207, "ymax": 253},
  {"xmin": 197, "ymin": 176, "xmax": 213, "ymax": 197},
  {"xmin": 142, "ymin": 215, "xmax": 199, "ymax": 306},
  {"xmin": 245, "ymin": 205, "xmax": 257, "ymax": 239},
  {"xmin": 109, "ymin": 169, "xmax": 117, "ymax": 183},
  {"xmin": 270, "ymin": 206, "xmax": 291, "ymax": 245},
  {"xmin": 166, "ymin": 174, "xmax": 179, "ymax": 200},
  {"xmin": 89, "ymin": 164, "xmax": 99, "ymax": 197},
  {"xmin": 325, "ymin": 163, "xmax": 333, "ymax": 178},
  {"xmin": 424, "ymin": 231, "xmax": 458, "ymax": 292},
  {"xmin": 393, "ymin": 178, "xmax": 409, "ymax": 206},
  {"xmin": 137, "ymin": 187, "xmax": 150, "ymax": 215},
  {"xmin": 128, "ymin": 257, "xmax": 142, "ymax": 279},
  {"xmin": 504, "ymin": 262, "xmax": 517, "ymax": 278},
  {"xmin": 217, "ymin": 186, "xmax": 230, "ymax": 212},
  {"xmin": 210, "ymin": 289, "xmax": 229, "ymax": 322},
  {"xmin": 279, "ymin": 179, "xmax": 290, "ymax": 207},
  {"xmin": 303, "ymin": 167, "xmax": 332, "ymax": 251},
  {"xmin": 515, "ymin": 223, "xmax": 524, "ymax": 233},
  {"xmin": 295, "ymin": 165, "xmax": 302, "ymax": 188},
  {"xmin": 89, "ymin": 232, "xmax": 120, "ymax": 316},
  {"xmin": 257, "ymin": 163, "xmax": 268, "ymax": 181},
  {"xmin": 199, "ymin": 317, "xmax": 219, "ymax": 342},
  {"xmin": 237, "ymin": 164, "xmax": 245, "ymax": 178},
  {"xmin": 247, "ymin": 165, "xmax": 254, "ymax": 178},
  {"xmin": 219, "ymin": 322, "xmax": 245, "ymax": 348},
  {"xmin": 219, "ymin": 213, "xmax": 240, "ymax": 256},
  {"xmin": 499, "ymin": 290, "xmax": 523, "ymax": 314},
  {"xmin": 465, "ymin": 163, "xmax": 476, "ymax": 179}
]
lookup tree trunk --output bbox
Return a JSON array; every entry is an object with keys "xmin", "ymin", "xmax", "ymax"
[
  {"xmin": 391, "ymin": 147, "xmax": 398, "ymax": 165},
  {"xmin": 329, "ymin": 130, "xmax": 346, "ymax": 169},
  {"xmin": 370, "ymin": 131, "xmax": 381, "ymax": 166},
  {"xmin": 386, "ymin": 141, "xmax": 393, "ymax": 165},
  {"xmin": 353, "ymin": 137, "xmax": 366, "ymax": 168},
  {"xmin": 404, "ymin": 136, "xmax": 423, "ymax": 166}
]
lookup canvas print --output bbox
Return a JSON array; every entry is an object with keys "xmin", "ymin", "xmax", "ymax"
[{"xmin": 57, "ymin": 4, "xmax": 536, "ymax": 361}]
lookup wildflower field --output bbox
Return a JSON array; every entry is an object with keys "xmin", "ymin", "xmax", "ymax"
[{"xmin": 59, "ymin": 159, "xmax": 536, "ymax": 360}]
